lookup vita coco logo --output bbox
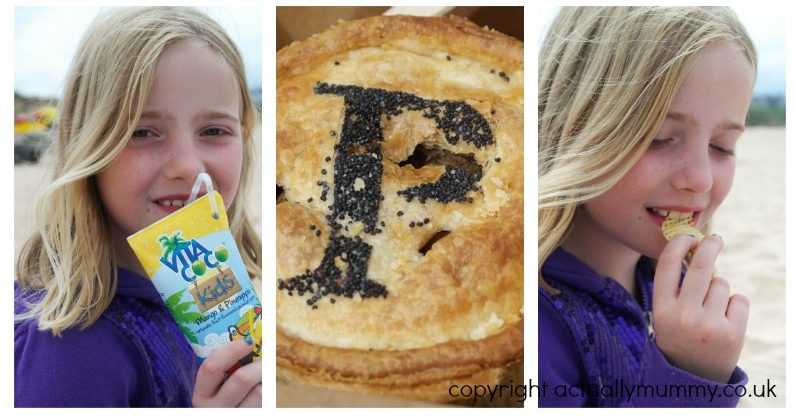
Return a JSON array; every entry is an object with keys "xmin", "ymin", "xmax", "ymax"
[{"xmin": 158, "ymin": 231, "xmax": 225, "ymax": 282}]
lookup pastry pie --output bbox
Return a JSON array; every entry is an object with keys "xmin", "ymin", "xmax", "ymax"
[{"xmin": 276, "ymin": 14, "xmax": 523, "ymax": 403}]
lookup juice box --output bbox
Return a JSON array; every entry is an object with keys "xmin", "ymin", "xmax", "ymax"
[{"xmin": 127, "ymin": 191, "xmax": 261, "ymax": 366}]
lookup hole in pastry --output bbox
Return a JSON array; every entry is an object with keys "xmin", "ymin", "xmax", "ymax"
[
  {"xmin": 419, "ymin": 230, "xmax": 451, "ymax": 255},
  {"xmin": 277, "ymin": 184, "xmax": 285, "ymax": 203},
  {"xmin": 398, "ymin": 143, "xmax": 482, "ymax": 178}
]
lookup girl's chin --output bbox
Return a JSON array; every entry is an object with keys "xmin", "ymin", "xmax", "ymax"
[{"xmin": 633, "ymin": 235, "xmax": 670, "ymax": 260}]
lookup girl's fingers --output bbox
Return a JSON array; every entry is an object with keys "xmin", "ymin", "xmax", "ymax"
[
  {"xmin": 194, "ymin": 339, "xmax": 255, "ymax": 401},
  {"xmin": 215, "ymin": 358, "xmax": 262, "ymax": 405},
  {"xmin": 654, "ymin": 235, "xmax": 695, "ymax": 310},
  {"xmin": 679, "ymin": 235, "xmax": 723, "ymax": 308},
  {"xmin": 726, "ymin": 293, "xmax": 750, "ymax": 326},
  {"xmin": 236, "ymin": 383, "xmax": 263, "ymax": 408},
  {"xmin": 702, "ymin": 276, "xmax": 731, "ymax": 314}
]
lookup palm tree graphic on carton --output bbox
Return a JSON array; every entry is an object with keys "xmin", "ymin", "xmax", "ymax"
[{"xmin": 157, "ymin": 231, "xmax": 233, "ymax": 343}]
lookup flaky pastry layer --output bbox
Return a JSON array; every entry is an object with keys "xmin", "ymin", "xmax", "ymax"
[{"xmin": 276, "ymin": 14, "xmax": 523, "ymax": 398}]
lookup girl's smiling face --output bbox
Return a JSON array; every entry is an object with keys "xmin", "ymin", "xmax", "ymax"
[
  {"xmin": 571, "ymin": 41, "xmax": 755, "ymax": 261},
  {"xmin": 97, "ymin": 41, "xmax": 243, "ymax": 237}
]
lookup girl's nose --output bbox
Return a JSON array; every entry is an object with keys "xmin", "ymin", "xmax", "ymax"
[
  {"xmin": 162, "ymin": 133, "xmax": 205, "ymax": 182},
  {"xmin": 672, "ymin": 145, "xmax": 713, "ymax": 194}
]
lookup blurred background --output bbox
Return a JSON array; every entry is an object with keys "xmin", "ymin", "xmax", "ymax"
[
  {"xmin": 537, "ymin": 6, "xmax": 786, "ymax": 408},
  {"xmin": 277, "ymin": 5, "xmax": 523, "ymax": 51}
]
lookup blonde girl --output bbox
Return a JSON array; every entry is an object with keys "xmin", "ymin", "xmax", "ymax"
[
  {"xmin": 539, "ymin": 7, "xmax": 756, "ymax": 407},
  {"xmin": 15, "ymin": 7, "xmax": 261, "ymax": 407}
]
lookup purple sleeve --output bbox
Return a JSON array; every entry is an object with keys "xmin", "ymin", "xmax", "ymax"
[
  {"xmin": 628, "ymin": 339, "xmax": 748, "ymax": 407},
  {"xmin": 15, "ymin": 317, "xmax": 150, "ymax": 407},
  {"xmin": 538, "ymin": 291, "xmax": 747, "ymax": 407},
  {"xmin": 538, "ymin": 293, "xmax": 588, "ymax": 407}
]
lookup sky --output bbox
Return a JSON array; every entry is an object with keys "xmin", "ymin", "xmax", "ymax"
[
  {"xmin": 14, "ymin": 6, "xmax": 262, "ymax": 98},
  {"xmin": 15, "ymin": 6, "xmax": 784, "ymax": 99},
  {"xmin": 536, "ymin": 5, "xmax": 786, "ymax": 97}
]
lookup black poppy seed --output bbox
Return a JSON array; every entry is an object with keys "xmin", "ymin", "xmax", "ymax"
[
  {"xmin": 334, "ymin": 61, "xmax": 340, "ymax": 65},
  {"xmin": 325, "ymin": 156, "xmax": 332, "ymax": 162},
  {"xmin": 316, "ymin": 230, "xmax": 321, "ymax": 237},
  {"xmin": 495, "ymin": 157, "xmax": 501, "ymax": 162},
  {"xmin": 330, "ymin": 298, "xmax": 336, "ymax": 304},
  {"xmin": 277, "ymin": 235, "xmax": 387, "ymax": 305},
  {"xmin": 446, "ymin": 55, "xmax": 451, "ymax": 61},
  {"xmin": 309, "ymin": 224, "xmax": 316, "ymax": 230},
  {"xmin": 315, "ymin": 82, "xmax": 493, "ymax": 149},
  {"xmin": 321, "ymin": 169, "xmax": 327, "ymax": 175},
  {"xmin": 468, "ymin": 197, "xmax": 473, "ymax": 203},
  {"xmin": 397, "ymin": 211, "xmax": 404, "ymax": 216},
  {"xmin": 330, "ymin": 130, "xmax": 337, "ymax": 137},
  {"xmin": 312, "ymin": 305, "xmax": 319, "ymax": 310},
  {"xmin": 397, "ymin": 164, "xmax": 481, "ymax": 204},
  {"xmin": 499, "ymin": 71, "xmax": 506, "ymax": 77},
  {"xmin": 318, "ymin": 180, "xmax": 330, "ymax": 201},
  {"xmin": 280, "ymin": 82, "xmax": 496, "ymax": 308},
  {"xmin": 330, "ymin": 152, "xmax": 382, "ymax": 233},
  {"xmin": 491, "ymin": 109, "xmax": 496, "ymax": 115},
  {"xmin": 490, "ymin": 69, "xmax": 495, "ymax": 74},
  {"xmin": 423, "ymin": 218, "xmax": 430, "ymax": 224},
  {"xmin": 307, "ymin": 197, "xmax": 313, "ymax": 203},
  {"xmin": 409, "ymin": 221, "xmax": 416, "ymax": 228}
]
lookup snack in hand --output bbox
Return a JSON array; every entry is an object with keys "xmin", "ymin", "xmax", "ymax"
[{"xmin": 661, "ymin": 211, "xmax": 704, "ymax": 243}]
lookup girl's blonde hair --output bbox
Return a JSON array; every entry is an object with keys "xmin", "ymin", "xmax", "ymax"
[
  {"xmin": 539, "ymin": 7, "xmax": 756, "ymax": 292},
  {"xmin": 16, "ymin": 7, "xmax": 261, "ymax": 335}
]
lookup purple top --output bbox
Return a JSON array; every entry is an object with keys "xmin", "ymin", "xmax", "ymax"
[
  {"xmin": 15, "ymin": 268, "xmax": 198, "ymax": 407},
  {"xmin": 539, "ymin": 247, "xmax": 747, "ymax": 407}
]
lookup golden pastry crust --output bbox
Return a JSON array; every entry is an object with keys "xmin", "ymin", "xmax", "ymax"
[{"xmin": 277, "ymin": 14, "xmax": 523, "ymax": 402}]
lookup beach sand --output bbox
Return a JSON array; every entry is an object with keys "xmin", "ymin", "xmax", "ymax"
[{"xmin": 711, "ymin": 126, "xmax": 785, "ymax": 407}]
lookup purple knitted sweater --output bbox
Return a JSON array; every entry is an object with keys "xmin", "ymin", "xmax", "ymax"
[
  {"xmin": 539, "ymin": 247, "xmax": 747, "ymax": 407},
  {"xmin": 15, "ymin": 268, "xmax": 198, "ymax": 407}
]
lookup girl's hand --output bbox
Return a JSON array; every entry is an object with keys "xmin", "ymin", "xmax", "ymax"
[
  {"xmin": 652, "ymin": 234, "xmax": 749, "ymax": 383},
  {"xmin": 192, "ymin": 339, "xmax": 262, "ymax": 407}
]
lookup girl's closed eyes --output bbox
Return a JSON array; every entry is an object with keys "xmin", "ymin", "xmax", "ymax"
[{"xmin": 539, "ymin": 6, "xmax": 756, "ymax": 408}]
